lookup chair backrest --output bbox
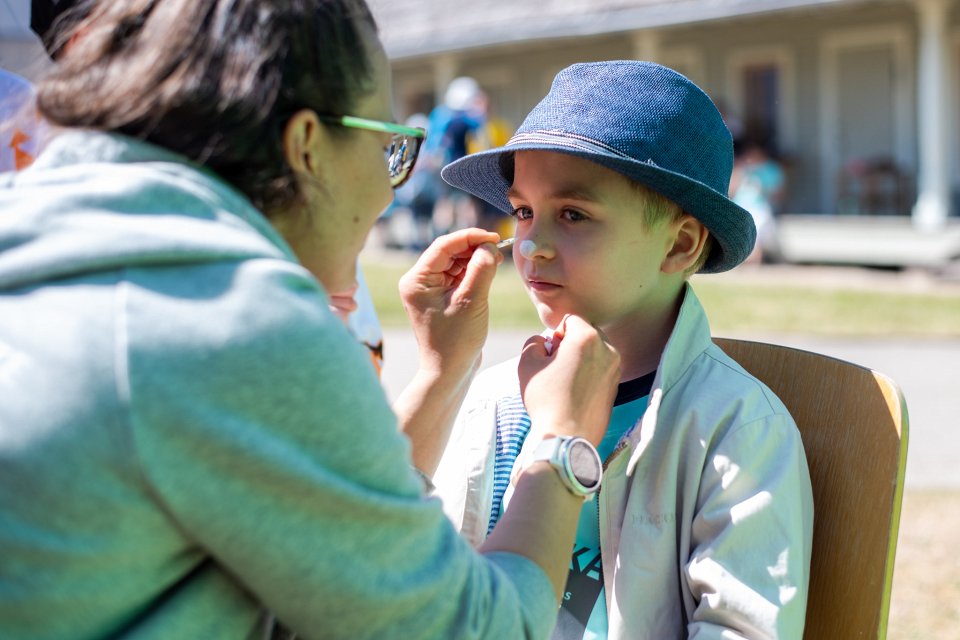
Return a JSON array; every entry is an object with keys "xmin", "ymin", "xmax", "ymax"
[{"xmin": 714, "ymin": 338, "xmax": 909, "ymax": 640}]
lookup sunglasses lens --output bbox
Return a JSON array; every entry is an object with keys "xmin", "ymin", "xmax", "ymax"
[{"xmin": 387, "ymin": 132, "xmax": 422, "ymax": 188}]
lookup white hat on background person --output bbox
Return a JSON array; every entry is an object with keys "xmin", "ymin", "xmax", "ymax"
[{"xmin": 443, "ymin": 76, "xmax": 480, "ymax": 111}]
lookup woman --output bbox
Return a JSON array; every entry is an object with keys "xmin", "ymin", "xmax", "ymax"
[{"xmin": 0, "ymin": 1, "xmax": 620, "ymax": 638}]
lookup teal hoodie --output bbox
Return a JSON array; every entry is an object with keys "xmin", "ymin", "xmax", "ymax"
[{"xmin": 0, "ymin": 131, "xmax": 554, "ymax": 639}]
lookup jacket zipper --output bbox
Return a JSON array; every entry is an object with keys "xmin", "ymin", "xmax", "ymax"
[
  {"xmin": 597, "ymin": 439, "xmax": 628, "ymax": 516},
  {"xmin": 595, "ymin": 439, "xmax": 629, "ymax": 612}
]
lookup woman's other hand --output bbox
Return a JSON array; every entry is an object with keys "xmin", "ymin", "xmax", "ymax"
[{"xmin": 518, "ymin": 314, "xmax": 621, "ymax": 447}]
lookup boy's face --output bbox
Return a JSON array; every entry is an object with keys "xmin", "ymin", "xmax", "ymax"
[{"xmin": 507, "ymin": 150, "xmax": 684, "ymax": 332}]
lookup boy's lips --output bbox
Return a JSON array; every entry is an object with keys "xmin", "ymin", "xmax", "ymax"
[{"xmin": 525, "ymin": 276, "xmax": 562, "ymax": 293}]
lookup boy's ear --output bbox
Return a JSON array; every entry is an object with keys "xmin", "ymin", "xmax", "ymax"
[
  {"xmin": 662, "ymin": 214, "xmax": 709, "ymax": 274},
  {"xmin": 282, "ymin": 109, "xmax": 324, "ymax": 177}
]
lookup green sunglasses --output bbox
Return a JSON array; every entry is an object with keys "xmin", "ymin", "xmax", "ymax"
[{"xmin": 319, "ymin": 115, "xmax": 426, "ymax": 188}]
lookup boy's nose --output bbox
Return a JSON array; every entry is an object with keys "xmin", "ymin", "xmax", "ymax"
[
  {"xmin": 517, "ymin": 212, "xmax": 558, "ymax": 260},
  {"xmin": 518, "ymin": 239, "xmax": 538, "ymax": 259},
  {"xmin": 518, "ymin": 232, "xmax": 555, "ymax": 261}
]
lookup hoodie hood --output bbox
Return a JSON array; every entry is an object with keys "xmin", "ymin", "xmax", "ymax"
[{"xmin": 0, "ymin": 130, "xmax": 297, "ymax": 291}]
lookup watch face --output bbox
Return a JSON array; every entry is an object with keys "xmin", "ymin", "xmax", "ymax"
[{"xmin": 568, "ymin": 440, "xmax": 602, "ymax": 490}]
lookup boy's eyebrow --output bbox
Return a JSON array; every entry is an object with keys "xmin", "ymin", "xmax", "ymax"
[{"xmin": 506, "ymin": 186, "xmax": 603, "ymax": 203}]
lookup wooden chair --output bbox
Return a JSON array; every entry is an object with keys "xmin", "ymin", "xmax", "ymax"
[{"xmin": 714, "ymin": 338, "xmax": 909, "ymax": 639}]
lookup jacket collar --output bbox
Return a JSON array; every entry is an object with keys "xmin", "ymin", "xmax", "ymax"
[
  {"xmin": 656, "ymin": 282, "xmax": 714, "ymax": 394},
  {"xmin": 624, "ymin": 282, "xmax": 713, "ymax": 475}
]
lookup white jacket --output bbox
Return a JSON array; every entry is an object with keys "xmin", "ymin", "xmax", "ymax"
[{"xmin": 434, "ymin": 285, "xmax": 814, "ymax": 639}]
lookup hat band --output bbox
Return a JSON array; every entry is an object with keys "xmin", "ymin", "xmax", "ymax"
[{"xmin": 506, "ymin": 130, "xmax": 660, "ymax": 168}]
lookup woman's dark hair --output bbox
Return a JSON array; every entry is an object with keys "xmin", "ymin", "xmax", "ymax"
[{"xmin": 36, "ymin": 0, "xmax": 378, "ymax": 214}]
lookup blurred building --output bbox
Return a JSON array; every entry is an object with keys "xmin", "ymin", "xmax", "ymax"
[
  {"xmin": 370, "ymin": 0, "xmax": 960, "ymax": 267},
  {"xmin": 3, "ymin": 0, "xmax": 959, "ymax": 265}
]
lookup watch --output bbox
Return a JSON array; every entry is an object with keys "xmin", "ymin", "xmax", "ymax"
[{"xmin": 531, "ymin": 436, "xmax": 603, "ymax": 501}]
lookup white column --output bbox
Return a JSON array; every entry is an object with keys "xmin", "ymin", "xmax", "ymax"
[
  {"xmin": 913, "ymin": 0, "xmax": 953, "ymax": 231},
  {"xmin": 433, "ymin": 54, "xmax": 458, "ymax": 105},
  {"xmin": 631, "ymin": 29, "xmax": 662, "ymax": 62}
]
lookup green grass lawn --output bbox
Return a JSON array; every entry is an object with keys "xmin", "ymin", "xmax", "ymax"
[
  {"xmin": 692, "ymin": 280, "xmax": 960, "ymax": 336},
  {"xmin": 361, "ymin": 254, "xmax": 960, "ymax": 337}
]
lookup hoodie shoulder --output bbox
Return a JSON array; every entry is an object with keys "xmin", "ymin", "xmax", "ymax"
[{"xmin": 0, "ymin": 131, "xmax": 296, "ymax": 291}]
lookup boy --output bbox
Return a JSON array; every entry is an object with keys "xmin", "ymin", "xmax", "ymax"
[{"xmin": 432, "ymin": 61, "xmax": 814, "ymax": 638}]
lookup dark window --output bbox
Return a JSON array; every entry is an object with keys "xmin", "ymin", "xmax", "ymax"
[{"xmin": 742, "ymin": 63, "xmax": 780, "ymax": 151}]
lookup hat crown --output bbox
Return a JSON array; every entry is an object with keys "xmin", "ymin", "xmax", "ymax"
[{"xmin": 515, "ymin": 61, "xmax": 733, "ymax": 195}]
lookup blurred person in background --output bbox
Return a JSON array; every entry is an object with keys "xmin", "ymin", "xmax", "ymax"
[
  {"xmin": 423, "ymin": 76, "xmax": 485, "ymax": 235},
  {"xmin": 0, "ymin": 0, "xmax": 93, "ymax": 174},
  {"xmin": 730, "ymin": 134, "xmax": 786, "ymax": 263},
  {"xmin": 0, "ymin": 69, "xmax": 38, "ymax": 172}
]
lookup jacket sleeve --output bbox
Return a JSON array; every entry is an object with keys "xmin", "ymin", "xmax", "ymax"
[
  {"xmin": 685, "ymin": 414, "xmax": 814, "ymax": 639},
  {"xmin": 123, "ymin": 260, "xmax": 556, "ymax": 640},
  {"xmin": 432, "ymin": 362, "xmax": 514, "ymax": 547}
]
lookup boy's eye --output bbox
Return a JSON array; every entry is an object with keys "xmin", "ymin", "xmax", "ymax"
[
  {"xmin": 510, "ymin": 206, "xmax": 533, "ymax": 220},
  {"xmin": 562, "ymin": 208, "xmax": 588, "ymax": 222}
]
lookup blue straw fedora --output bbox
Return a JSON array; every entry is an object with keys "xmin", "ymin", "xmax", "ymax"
[{"xmin": 441, "ymin": 61, "xmax": 756, "ymax": 273}]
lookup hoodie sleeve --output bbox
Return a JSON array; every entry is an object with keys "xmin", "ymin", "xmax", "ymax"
[{"xmin": 122, "ymin": 257, "xmax": 556, "ymax": 639}]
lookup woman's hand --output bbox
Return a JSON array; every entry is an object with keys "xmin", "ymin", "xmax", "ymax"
[
  {"xmin": 518, "ymin": 315, "xmax": 621, "ymax": 447},
  {"xmin": 399, "ymin": 228, "xmax": 502, "ymax": 377},
  {"xmin": 395, "ymin": 228, "xmax": 503, "ymax": 475},
  {"xmin": 486, "ymin": 316, "xmax": 619, "ymax": 601}
]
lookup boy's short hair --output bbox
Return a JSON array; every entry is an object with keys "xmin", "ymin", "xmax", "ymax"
[
  {"xmin": 443, "ymin": 61, "xmax": 756, "ymax": 273},
  {"xmin": 631, "ymin": 181, "xmax": 714, "ymax": 276}
]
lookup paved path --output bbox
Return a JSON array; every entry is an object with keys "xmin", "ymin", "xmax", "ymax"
[{"xmin": 381, "ymin": 328, "xmax": 960, "ymax": 489}]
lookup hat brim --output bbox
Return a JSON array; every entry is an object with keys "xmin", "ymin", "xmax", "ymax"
[{"xmin": 441, "ymin": 143, "xmax": 756, "ymax": 273}]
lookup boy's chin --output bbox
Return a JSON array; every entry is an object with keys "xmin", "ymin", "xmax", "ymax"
[
  {"xmin": 536, "ymin": 306, "xmax": 586, "ymax": 331},
  {"xmin": 537, "ymin": 307, "xmax": 614, "ymax": 333},
  {"xmin": 535, "ymin": 305, "xmax": 562, "ymax": 331}
]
